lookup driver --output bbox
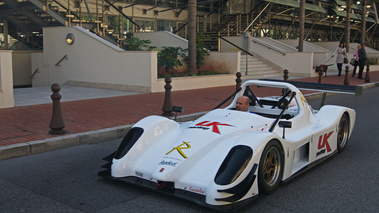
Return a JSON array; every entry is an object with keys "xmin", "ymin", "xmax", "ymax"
[{"xmin": 236, "ymin": 96, "xmax": 250, "ymax": 112}]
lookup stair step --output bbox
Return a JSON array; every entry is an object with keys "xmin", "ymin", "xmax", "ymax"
[{"xmin": 240, "ymin": 54, "xmax": 282, "ymax": 79}]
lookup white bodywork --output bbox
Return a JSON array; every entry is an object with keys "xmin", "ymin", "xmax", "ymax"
[{"xmin": 109, "ymin": 80, "xmax": 356, "ymax": 210}]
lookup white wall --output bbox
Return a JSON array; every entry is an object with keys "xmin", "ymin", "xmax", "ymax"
[
  {"xmin": 134, "ymin": 31, "xmax": 188, "ymax": 50},
  {"xmin": 220, "ymin": 36, "xmax": 245, "ymax": 52},
  {"xmin": 34, "ymin": 26, "xmax": 242, "ymax": 93},
  {"xmin": 40, "ymin": 26, "xmax": 157, "ymax": 92},
  {"xmin": 0, "ymin": 50, "xmax": 15, "ymax": 108},
  {"xmin": 247, "ymin": 38, "xmax": 314, "ymax": 77},
  {"xmin": 12, "ymin": 51, "xmax": 33, "ymax": 86},
  {"xmin": 220, "ymin": 36, "xmax": 361, "ymax": 77},
  {"xmin": 279, "ymin": 39, "xmax": 331, "ymax": 53},
  {"xmin": 152, "ymin": 74, "xmax": 237, "ymax": 93},
  {"xmin": 31, "ymin": 52, "xmax": 47, "ymax": 87}
]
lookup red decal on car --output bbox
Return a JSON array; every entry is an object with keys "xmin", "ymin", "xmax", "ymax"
[
  {"xmin": 195, "ymin": 121, "xmax": 232, "ymax": 134},
  {"xmin": 318, "ymin": 131, "xmax": 333, "ymax": 152},
  {"xmin": 189, "ymin": 186, "xmax": 205, "ymax": 194}
]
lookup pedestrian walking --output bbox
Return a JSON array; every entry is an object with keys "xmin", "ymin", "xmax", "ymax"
[
  {"xmin": 332, "ymin": 42, "xmax": 347, "ymax": 76},
  {"xmin": 352, "ymin": 44, "xmax": 361, "ymax": 77},
  {"xmin": 358, "ymin": 43, "xmax": 367, "ymax": 79}
]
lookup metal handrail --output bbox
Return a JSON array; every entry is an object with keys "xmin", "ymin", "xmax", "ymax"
[
  {"xmin": 103, "ymin": 0, "xmax": 139, "ymax": 27},
  {"xmin": 217, "ymin": 13, "xmax": 240, "ymax": 34},
  {"xmin": 55, "ymin": 55, "xmax": 68, "ymax": 67},
  {"xmin": 219, "ymin": 36, "xmax": 254, "ymax": 58},
  {"xmin": 219, "ymin": 36, "xmax": 254, "ymax": 75},
  {"xmin": 264, "ymin": 37, "xmax": 297, "ymax": 51},
  {"xmin": 251, "ymin": 38, "xmax": 287, "ymax": 56},
  {"xmin": 52, "ymin": 0, "xmax": 80, "ymax": 19},
  {"xmin": 173, "ymin": 22, "xmax": 188, "ymax": 34},
  {"xmin": 244, "ymin": 2, "xmax": 271, "ymax": 33},
  {"xmin": 31, "ymin": 68, "xmax": 39, "ymax": 79}
]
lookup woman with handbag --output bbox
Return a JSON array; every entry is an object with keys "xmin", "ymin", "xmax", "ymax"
[
  {"xmin": 352, "ymin": 44, "xmax": 361, "ymax": 77},
  {"xmin": 331, "ymin": 42, "xmax": 347, "ymax": 76}
]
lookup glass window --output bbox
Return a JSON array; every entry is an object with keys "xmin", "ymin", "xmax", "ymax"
[
  {"xmin": 157, "ymin": 19, "xmax": 177, "ymax": 32},
  {"xmin": 134, "ymin": 19, "xmax": 154, "ymax": 32}
]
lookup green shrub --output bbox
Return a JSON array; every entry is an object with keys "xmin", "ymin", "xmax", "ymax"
[
  {"xmin": 122, "ymin": 37, "xmax": 155, "ymax": 51},
  {"xmin": 158, "ymin": 46, "xmax": 186, "ymax": 72},
  {"xmin": 158, "ymin": 61, "xmax": 231, "ymax": 78}
]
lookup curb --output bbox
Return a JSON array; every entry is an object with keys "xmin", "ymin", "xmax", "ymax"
[
  {"xmin": 1, "ymin": 82, "xmax": 378, "ymax": 160},
  {"xmin": 0, "ymin": 112, "xmax": 206, "ymax": 160}
]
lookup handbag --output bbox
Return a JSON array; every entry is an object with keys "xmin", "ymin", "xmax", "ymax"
[
  {"xmin": 343, "ymin": 56, "xmax": 348, "ymax": 64},
  {"xmin": 350, "ymin": 57, "xmax": 356, "ymax": 66}
]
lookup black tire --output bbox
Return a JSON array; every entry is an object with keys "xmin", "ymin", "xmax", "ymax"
[
  {"xmin": 337, "ymin": 113, "xmax": 350, "ymax": 152},
  {"xmin": 258, "ymin": 140, "xmax": 284, "ymax": 194}
]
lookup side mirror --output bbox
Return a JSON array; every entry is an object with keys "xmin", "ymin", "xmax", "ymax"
[
  {"xmin": 279, "ymin": 121, "xmax": 292, "ymax": 139},
  {"xmin": 172, "ymin": 106, "xmax": 183, "ymax": 121},
  {"xmin": 279, "ymin": 121, "xmax": 292, "ymax": 128},
  {"xmin": 172, "ymin": 106, "xmax": 184, "ymax": 113}
]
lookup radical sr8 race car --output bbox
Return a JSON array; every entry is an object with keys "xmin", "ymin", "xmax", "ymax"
[{"xmin": 99, "ymin": 80, "xmax": 361, "ymax": 212}]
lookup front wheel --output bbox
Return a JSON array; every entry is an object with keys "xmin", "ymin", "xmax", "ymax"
[
  {"xmin": 337, "ymin": 114, "xmax": 350, "ymax": 152},
  {"xmin": 258, "ymin": 140, "xmax": 284, "ymax": 194}
]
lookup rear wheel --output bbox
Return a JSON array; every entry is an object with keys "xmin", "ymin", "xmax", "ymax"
[
  {"xmin": 258, "ymin": 140, "xmax": 284, "ymax": 194},
  {"xmin": 337, "ymin": 114, "xmax": 350, "ymax": 152}
]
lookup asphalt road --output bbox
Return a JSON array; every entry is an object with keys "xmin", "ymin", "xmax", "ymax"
[{"xmin": 1, "ymin": 87, "xmax": 378, "ymax": 213}]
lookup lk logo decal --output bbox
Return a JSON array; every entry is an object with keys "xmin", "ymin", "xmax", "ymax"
[{"xmin": 316, "ymin": 131, "xmax": 333, "ymax": 156}]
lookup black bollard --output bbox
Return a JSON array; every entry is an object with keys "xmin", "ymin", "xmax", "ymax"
[
  {"xmin": 343, "ymin": 66, "xmax": 350, "ymax": 85},
  {"xmin": 283, "ymin": 69, "xmax": 289, "ymax": 81},
  {"xmin": 365, "ymin": 65, "xmax": 371, "ymax": 83},
  {"xmin": 49, "ymin": 83, "xmax": 66, "ymax": 135},
  {"xmin": 162, "ymin": 77, "xmax": 174, "ymax": 116},
  {"xmin": 318, "ymin": 69, "xmax": 324, "ymax": 83},
  {"xmin": 235, "ymin": 72, "xmax": 242, "ymax": 91}
]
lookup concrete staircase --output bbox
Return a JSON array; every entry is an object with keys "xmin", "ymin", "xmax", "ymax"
[{"xmin": 240, "ymin": 54, "xmax": 282, "ymax": 79}]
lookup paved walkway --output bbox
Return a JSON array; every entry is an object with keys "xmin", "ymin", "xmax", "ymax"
[{"xmin": 1, "ymin": 71, "xmax": 378, "ymax": 160}]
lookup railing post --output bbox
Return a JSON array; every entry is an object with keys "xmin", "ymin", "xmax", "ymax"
[
  {"xmin": 49, "ymin": 84, "xmax": 66, "ymax": 135},
  {"xmin": 246, "ymin": 54, "xmax": 248, "ymax": 75},
  {"xmin": 344, "ymin": 66, "xmax": 350, "ymax": 85},
  {"xmin": 365, "ymin": 65, "xmax": 371, "ymax": 83},
  {"xmin": 283, "ymin": 69, "xmax": 289, "ymax": 81},
  {"xmin": 218, "ymin": 31, "xmax": 221, "ymax": 51},
  {"xmin": 236, "ymin": 72, "xmax": 242, "ymax": 91},
  {"xmin": 162, "ymin": 77, "xmax": 174, "ymax": 116}
]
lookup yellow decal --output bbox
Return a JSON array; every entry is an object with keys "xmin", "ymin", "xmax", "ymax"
[
  {"xmin": 167, "ymin": 141, "xmax": 191, "ymax": 159},
  {"xmin": 300, "ymin": 93, "xmax": 307, "ymax": 106}
]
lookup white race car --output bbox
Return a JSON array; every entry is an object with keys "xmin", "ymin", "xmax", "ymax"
[{"xmin": 99, "ymin": 80, "xmax": 360, "ymax": 211}]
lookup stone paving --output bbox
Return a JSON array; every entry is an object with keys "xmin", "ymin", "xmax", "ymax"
[{"xmin": 1, "ymin": 71, "xmax": 378, "ymax": 159}]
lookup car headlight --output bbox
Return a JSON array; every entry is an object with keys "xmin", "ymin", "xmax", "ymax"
[
  {"xmin": 114, "ymin": 127, "xmax": 144, "ymax": 159},
  {"xmin": 214, "ymin": 145, "xmax": 253, "ymax": 185}
]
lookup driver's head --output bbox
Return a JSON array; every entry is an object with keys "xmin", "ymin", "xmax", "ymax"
[{"xmin": 236, "ymin": 96, "xmax": 249, "ymax": 111}]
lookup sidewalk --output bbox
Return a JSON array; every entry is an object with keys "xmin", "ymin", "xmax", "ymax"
[{"xmin": 1, "ymin": 71, "xmax": 379, "ymax": 160}]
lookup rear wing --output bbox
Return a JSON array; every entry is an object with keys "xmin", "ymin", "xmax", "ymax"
[
  {"xmin": 260, "ymin": 79, "xmax": 363, "ymax": 109},
  {"xmin": 260, "ymin": 79, "xmax": 363, "ymax": 96}
]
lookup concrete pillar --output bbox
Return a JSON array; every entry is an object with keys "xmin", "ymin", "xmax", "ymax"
[{"xmin": 0, "ymin": 50, "xmax": 15, "ymax": 108}]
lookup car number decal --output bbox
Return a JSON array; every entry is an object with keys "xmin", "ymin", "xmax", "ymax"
[{"xmin": 167, "ymin": 141, "xmax": 191, "ymax": 159}]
